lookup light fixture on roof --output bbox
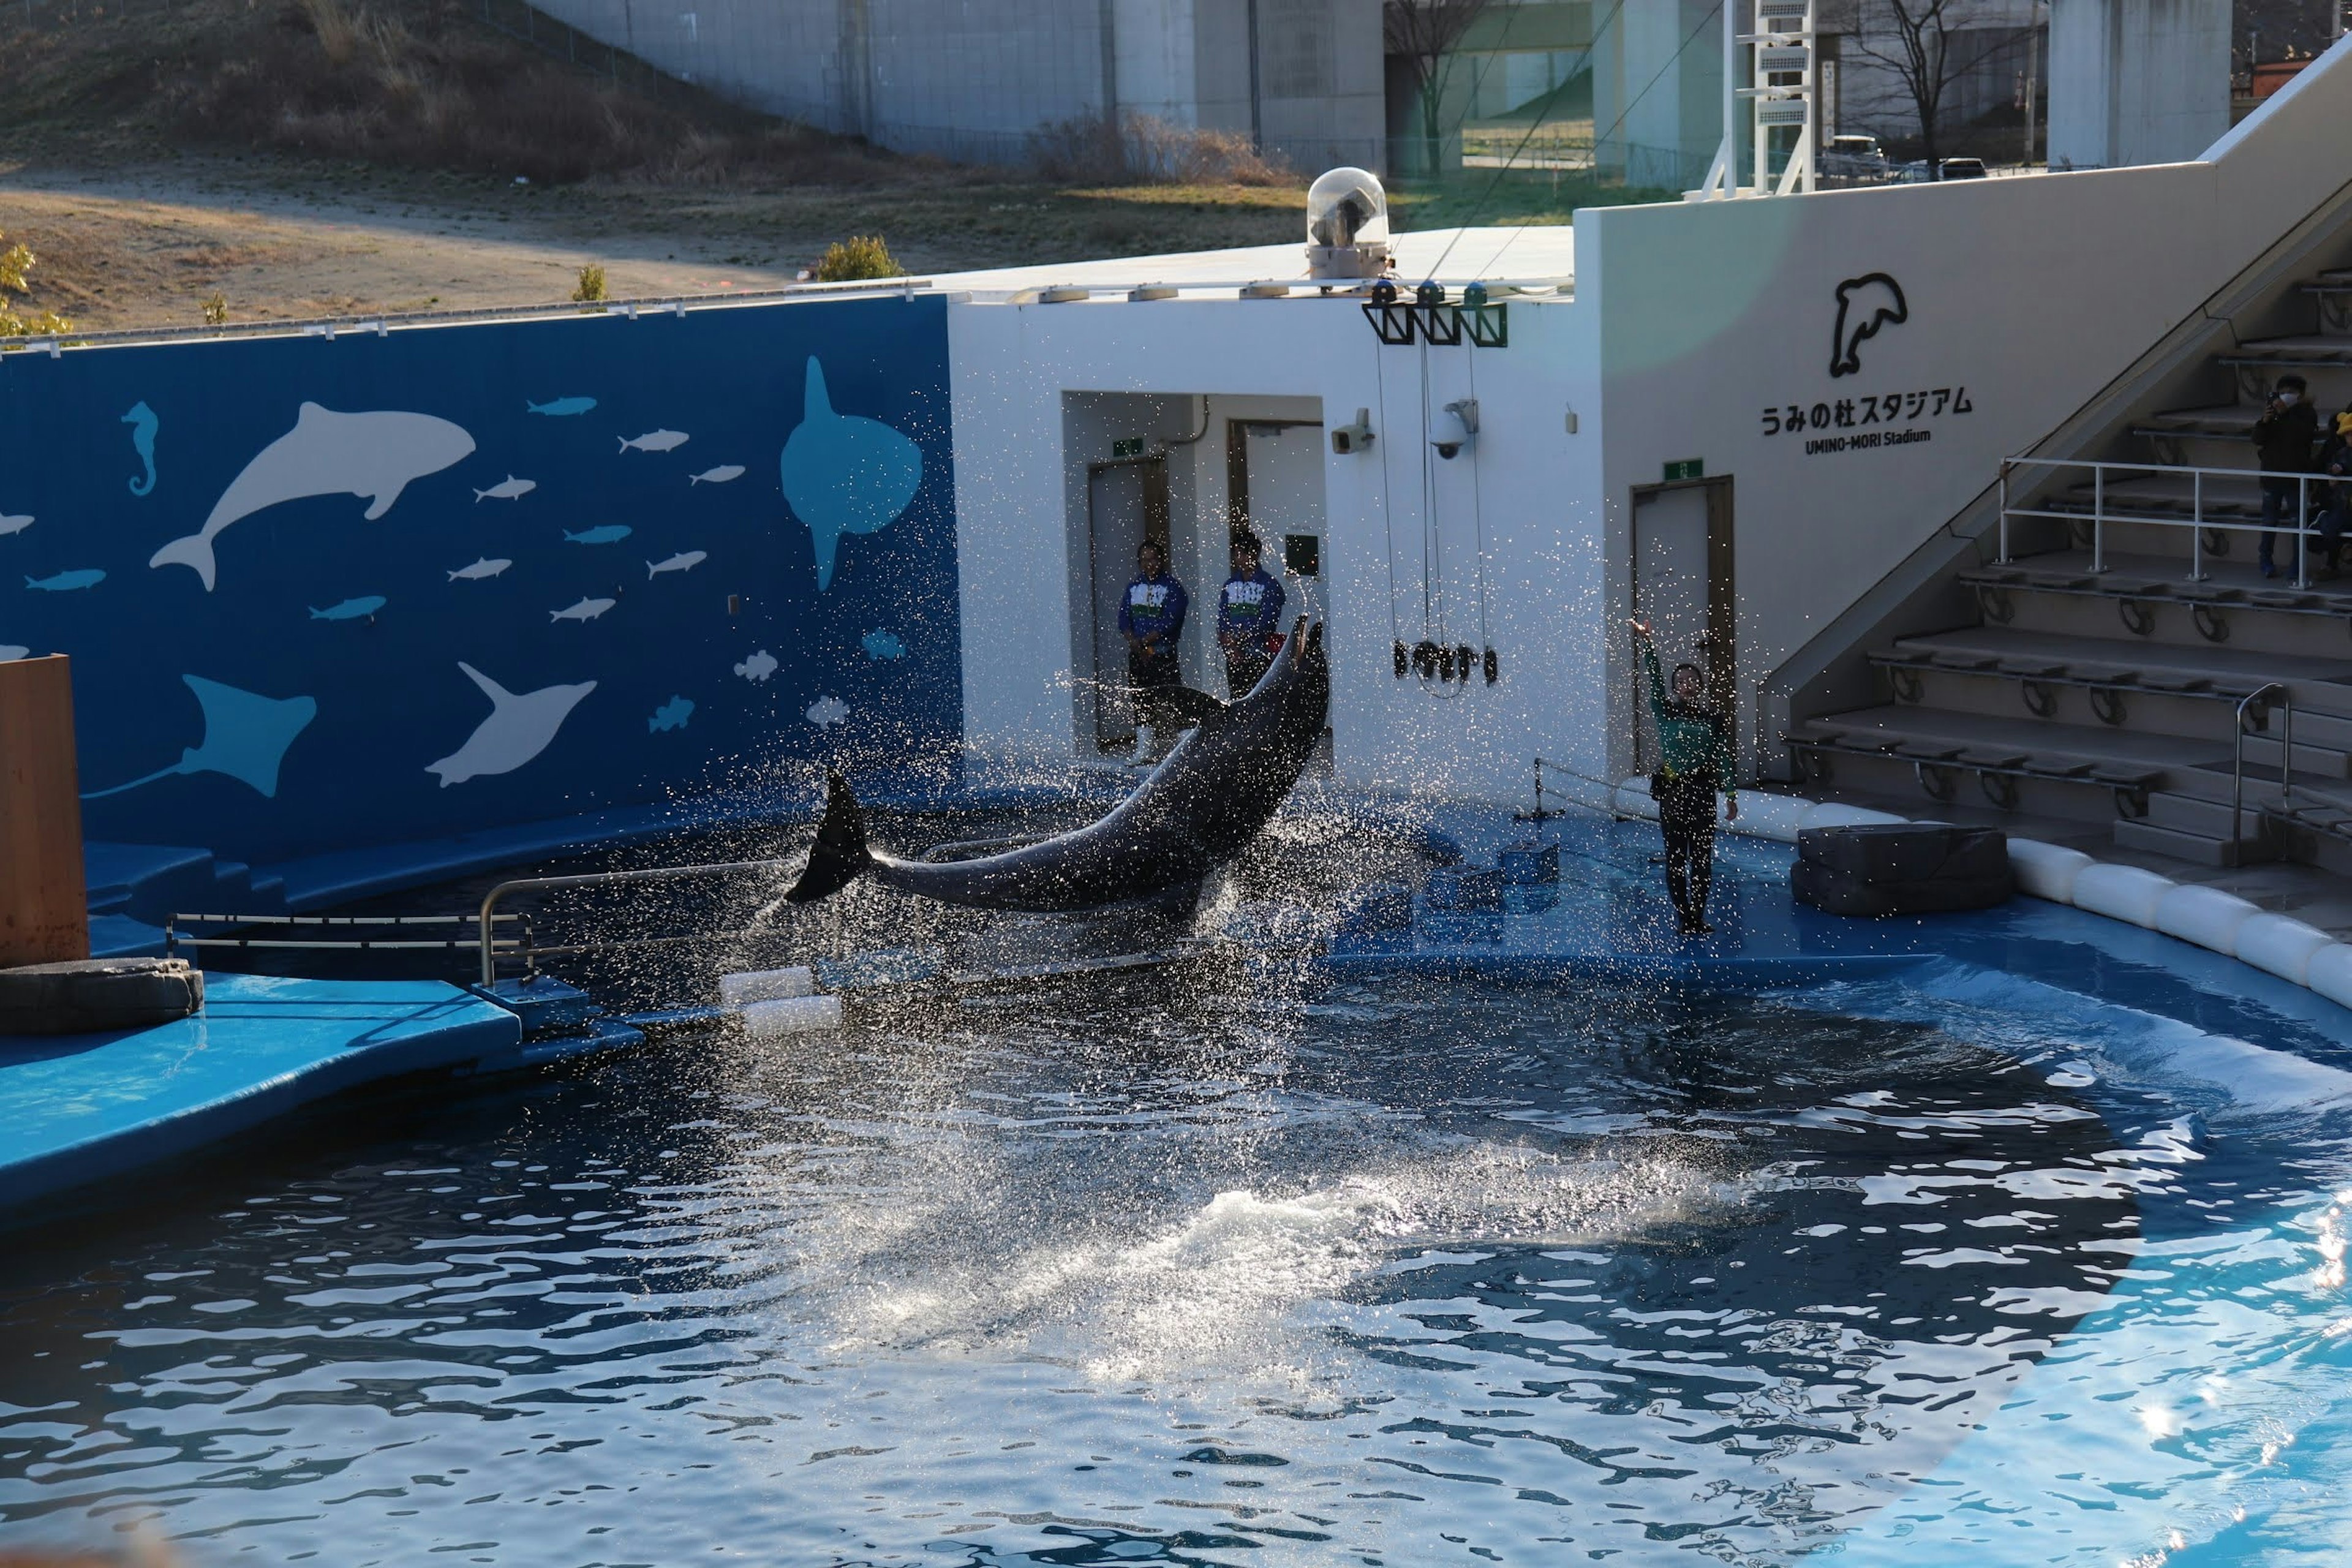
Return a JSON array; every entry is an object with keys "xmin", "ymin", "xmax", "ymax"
[{"xmin": 1305, "ymin": 167, "xmax": 1392, "ymax": 281}]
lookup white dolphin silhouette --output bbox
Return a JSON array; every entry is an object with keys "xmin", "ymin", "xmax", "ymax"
[
  {"xmin": 152, "ymin": 402, "xmax": 477, "ymax": 590},
  {"xmin": 426, "ymin": 662, "xmax": 595, "ymax": 787}
]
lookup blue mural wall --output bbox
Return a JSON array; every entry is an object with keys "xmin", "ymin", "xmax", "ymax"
[{"xmin": 0, "ymin": 295, "xmax": 959, "ymax": 864}]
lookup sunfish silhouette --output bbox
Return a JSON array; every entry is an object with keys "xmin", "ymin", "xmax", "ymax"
[
  {"xmin": 83, "ymin": 674, "xmax": 318, "ymax": 800},
  {"xmin": 152, "ymin": 402, "xmax": 477, "ymax": 590},
  {"xmin": 1830, "ymin": 273, "xmax": 1908, "ymax": 379},
  {"xmin": 123, "ymin": 402, "xmax": 160, "ymax": 497},
  {"xmin": 426, "ymin": 663, "xmax": 595, "ymax": 786},
  {"xmin": 780, "ymin": 358, "xmax": 922, "ymax": 591}
]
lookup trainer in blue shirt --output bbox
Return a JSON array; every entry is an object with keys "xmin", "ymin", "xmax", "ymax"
[
  {"xmin": 1215, "ymin": 532, "xmax": 1287, "ymax": 696},
  {"xmin": 1117, "ymin": 538, "xmax": 1189, "ymax": 763}
]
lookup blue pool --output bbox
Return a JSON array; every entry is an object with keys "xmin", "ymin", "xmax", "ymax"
[{"xmin": 2, "ymin": 809, "xmax": 2350, "ymax": 1566}]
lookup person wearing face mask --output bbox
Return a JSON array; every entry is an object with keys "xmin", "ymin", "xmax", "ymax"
[
  {"xmin": 2253, "ymin": 373, "xmax": 2319, "ymax": 578},
  {"xmin": 1630, "ymin": 620, "xmax": 1738, "ymax": 936}
]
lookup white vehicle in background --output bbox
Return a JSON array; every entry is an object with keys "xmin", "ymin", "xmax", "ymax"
[{"xmin": 1819, "ymin": 134, "xmax": 1890, "ymax": 186}]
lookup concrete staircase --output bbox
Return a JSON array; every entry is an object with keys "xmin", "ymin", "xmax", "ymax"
[{"xmin": 1785, "ymin": 265, "xmax": 2352, "ymax": 872}]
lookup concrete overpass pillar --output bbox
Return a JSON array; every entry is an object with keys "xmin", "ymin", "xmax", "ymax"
[
  {"xmin": 1592, "ymin": 0, "xmax": 1727, "ymax": 190},
  {"xmin": 2046, "ymin": 0, "xmax": 2230, "ymax": 168}
]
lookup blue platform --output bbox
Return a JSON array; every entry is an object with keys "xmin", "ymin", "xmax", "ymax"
[{"xmin": 0, "ymin": 975, "xmax": 521, "ymax": 1212}]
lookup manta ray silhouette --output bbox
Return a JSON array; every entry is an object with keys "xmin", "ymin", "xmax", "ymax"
[
  {"xmin": 1830, "ymin": 273, "xmax": 1908, "ymax": 379},
  {"xmin": 83, "ymin": 675, "xmax": 318, "ymax": 799},
  {"xmin": 152, "ymin": 402, "xmax": 476, "ymax": 590},
  {"xmin": 779, "ymin": 358, "xmax": 922, "ymax": 592}
]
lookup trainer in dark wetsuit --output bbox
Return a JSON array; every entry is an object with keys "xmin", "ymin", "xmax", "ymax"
[
  {"xmin": 1216, "ymin": 532, "xmax": 1287, "ymax": 698},
  {"xmin": 1117, "ymin": 538, "xmax": 1188, "ymax": 765},
  {"xmin": 1631, "ymin": 620, "xmax": 1738, "ymax": 935}
]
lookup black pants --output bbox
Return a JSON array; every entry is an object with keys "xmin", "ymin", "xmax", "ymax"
[
  {"xmin": 1654, "ymin": 770, "xmax": 1718, "ymax": 925},
  {"xmin": 1225, "ymin": 647, "xmax": 1273, "ymax": 698},
  {"xmin": 1130, "ymin": 645, "xmax": 1181, "ymax": 731}
]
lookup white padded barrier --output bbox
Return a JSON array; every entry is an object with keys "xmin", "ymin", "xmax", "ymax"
[
  {"xmin": 2154, "ymin": 884, "xmax": 2261, "ymax": 957},
  {"xmin": 742, "ymin": 994, "xmax": 843, "ymax": 1036},
  {"xmin": 2309, "ymin": 944, "xmax": 2352, "ymax": 1011},
  {"xmin": 2067, "ymin": 864, "xmax": 2176, "ymax": 928},
  {"xmin": 2236, "ymin": 913, "xmax": 2337, "ymax": 986},
  {"xmin": 1798, "ymin": 803, "xmax": 1910, "ymax": 831},
  {"xmin": 718, "ymin": 965, "xmax": 818, "ymax": 1006},
  {"xmin": 1611, "ymin": 778, "xmax": 1660, "ymax": 820},
  {"xmin": 1732, "ymin": 793, "xmax": 1815, "ymax": 843},
  {"xmin": 2006, "ymin": 839, "xmax": 2095, "ymax": 903}
]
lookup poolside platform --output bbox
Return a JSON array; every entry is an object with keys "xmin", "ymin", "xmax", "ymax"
[{"xmin": 0, "ymin": 975, "xmax": 522, "ymax": 1213}]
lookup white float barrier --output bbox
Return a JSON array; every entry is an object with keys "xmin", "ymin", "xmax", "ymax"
[
  {"xmin": 1602, "ymin": 778, "xmax": 2352, "ymax": 1016},
  {"xmin": 741, "ymin": 993, "xmax": 843, "ymax": 1036},
  {"xmin": 718, "ymin": 965, "xmax": 817, "ymax": 1006}
]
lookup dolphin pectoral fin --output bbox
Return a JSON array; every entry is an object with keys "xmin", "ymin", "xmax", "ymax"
[
  {"xmin": 786, "ymin": 772, "xmax": 874, "ymax": 903},
  {"xmin": 149, "ymin": 532, "xmax": 219, "ymax": 591},
  {"xmin": 361, "ymin": 480, "xmax": 408, "ymax": 521},
  {"xmin": 457, "ymin": 661, "xmax": 515, "ymax": 707}
]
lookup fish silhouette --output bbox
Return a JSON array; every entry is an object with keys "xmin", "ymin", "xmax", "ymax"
[
  {"xmin": 83, "ymin": 675, "xmax": 317, "ymax": 800},
  {"xmin": 805, "ymin": 695, "xmax": 850, "ymax": 728},
  {"xmin": 648, "ymin": 695, "xmax": 695, "ymax": 733},
  {"xmin": 861, "ymin": 628, "xmax": 906, "ymax": 660},
  {"xmin": 527, "ymin": 397, "xmax": 598, "ymax": 417},
  {"xmin": 427, "ymin": 662, "xmax": 595, "ymax": 786},
  {"xmin": 619, "ymin": 429, "xmax": 690, "ymax": 453},
  {"xmin": 0, "ymin": 645, "xmax": 29, "ymax": 662},
  {"xmin": 647, "ymin": 550, "xmax": 706, "ymax": 578},
  {"xmin": 780, "ymin": 358, "xmax": 922, "ymax": 591},
  {"xmin": 152, "ymin": 403, "xmax": 475, "ymax": 590},
  {"xmin": 26, "ymin": 569, "xmax": 104, "ymax": 592},
  {"xmin": 551, "ymin": 596, "xmax": 616, "ymax": 622},
  {"xmin": 448, "ymin": 557, "xmax": 512, "ymax": 581},
  {"xmin": 475, "ymin": 475, "xmax": 537, "ymax": 502},
  {"xmin": 690, "ymin": 464, "xmax": 745, "ymax": 486},
  {"xmin": 123, "ymin": 402, "xmax": 160, "ymax": 497},
  {"xmin": 309, "ymin": 595, "xmax": 387, "ymax": 622},
  {"xmin": 735, "ymin": 649, "xmax": 778, "ymax": 683},
  {"xmin": 565, "ymin": 525, "xmax": 633, "ymax": 545},
  {"xmin": 0, "ymin": 513, "xmax": 31, "ymax": 537}
]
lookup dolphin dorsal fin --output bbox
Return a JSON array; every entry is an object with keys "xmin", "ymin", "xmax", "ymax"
[
  {"xmin": 803, "ymin": 358, "xmax": 832, "ymax": 420},
  {"xmin": 458, "ymin": 662, "xmax": 515, "ymax": 706},
  {"xmin": 296, "ymin": 401, "xmax": 331, "ymax": 424}
]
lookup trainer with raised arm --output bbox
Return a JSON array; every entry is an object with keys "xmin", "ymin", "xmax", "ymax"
[{"xmin": 1630, "ymin": 620, "xmax": 1738, "ymax": 935}]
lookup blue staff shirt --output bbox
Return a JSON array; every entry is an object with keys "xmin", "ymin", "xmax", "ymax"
[
  {"xmin": 1118, "ymin": 573, "xmax": 1188, "ymax": 649},
  {"xmin": 1216, "ymin": 568, "xmax": 1287, "ymax": 644}
]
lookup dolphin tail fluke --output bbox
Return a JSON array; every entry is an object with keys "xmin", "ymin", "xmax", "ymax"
[
  {"xmin": 786, "ymin": 772, "xmax": 874, "ymax": 903},
  {"xmin": 149, "ymin": 532, "xmax": 218, "ymax": 591}
]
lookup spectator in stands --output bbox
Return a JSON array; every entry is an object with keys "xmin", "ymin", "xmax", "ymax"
[
  {"xmin": 1216, "ymin": 532, "xmax": 1288, "ymax": 697},
  {"xmin": 2312, "ymin": 405, "xmax": 2352, "ymax": 580},
  {"xmin": 1117, "ymin": 538, "xmax": 1188, "ymax": 766},
  {"xmin": 2253, "ymin": 373, "xmax": 2320, "ymax": 577}
]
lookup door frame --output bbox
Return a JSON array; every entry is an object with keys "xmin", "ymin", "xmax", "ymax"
[
  {"xmin": 1084, "ymin": 454, "xmax": 1172, "ymax": 750},
  {"xmin": 1626, "ymin": 475, "xmax": 1736, "ymax": 774}
]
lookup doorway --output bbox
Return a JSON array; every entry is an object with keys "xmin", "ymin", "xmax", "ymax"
[
  {"xmin": 1085, "ymin": 456, "xmax": 1171, "ymax": 752},
  {"xmin": 1232, "ymin": 418, "xmax": 1327, "ymax": 619},
  {"xmin": 1629, "ymin": 477, "xmax": 1735, "ymax": 774}
]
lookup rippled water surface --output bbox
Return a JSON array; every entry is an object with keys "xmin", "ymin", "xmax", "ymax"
[{"xmin": 5, "ymin": 963, "xmax": 2350, "ymax": 1566}]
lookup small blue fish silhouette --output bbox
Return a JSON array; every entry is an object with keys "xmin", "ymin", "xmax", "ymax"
[
  {"xmin": 861, "ymin": 629, "xmax": 907, "ymax": 660},
  {"xmin": 26, "ymin": 568, "xmax": 105, "ymax": 592},
  {"xmin": 565, "ymin": 525, "xmax": 633, "ymax": 546},
  {"xmin": 309, "ymin": 595, "xmax": 387, "ymax": 621},
  {"xmin": 527, "ymin": 396, "xmax": 598, "ymax": 417},
  {"xmin": 648, "ymin": 695, "xmax": 695, "ymax": 733},
  {"xmin": 123, "ymin": 402, "xmax": 160, "ymax": 497}
]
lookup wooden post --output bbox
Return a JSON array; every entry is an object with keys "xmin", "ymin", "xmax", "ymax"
[{"xmin": 0, "ymin": 655, "xmax": 89, "ymax": 967}]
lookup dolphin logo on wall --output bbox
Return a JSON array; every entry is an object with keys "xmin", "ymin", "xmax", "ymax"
[
  {"xmin": 151, "ymin": 403, "xmax": 477, "ymax": 590},
  {"xmin": 427, "ymin": 663, "xmax": 596, "ymax": 786},
  {"xmin": 780, "ymin": 358, "xmax": 922, "ymax": 591},
  {"xmin": 83, "ymin": 675, "xmax": 318, "ymax": 800},
  {"xmin": 1830, "ymin": 273, "xmax": 1907, "ymax": 378}
]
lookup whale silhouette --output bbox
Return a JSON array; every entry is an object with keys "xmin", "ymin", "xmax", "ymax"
[
  {"xmin": 123, "ymin": 402, "xmax": 159, "ymax": 497},
  {"xmin": 83, "ymin": 675, "xmax": 317, "ymax": 800},
  {"xmin": 426, "ymin": 662, "xmax": 595, "ymax": 786},
  {"xmin": 780, "ymin": 358, "xmax": 922, "ymax": 591},
  {"xmin": 0, "ymin": 645, "xmax": 30, "ymax": 663},
  {"xmin": 1830, "ymin": 273, "xmax": 1908, "ymax": 379},
  {"xmin": 0, "ymin": 513, "xmax": 31, "ymax": 536},
  {"xmin": 152, "ymin": 402, "xmax": 477, "ymax": 590}
]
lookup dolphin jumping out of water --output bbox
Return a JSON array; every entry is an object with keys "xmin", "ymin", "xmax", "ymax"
[
  {"xmin": 151, "ymin": 403, "xmax": 476, "ymax": 590},
  {"xmin": 787, "ymin": 619, "xmax": 1329, "ymax": 911}
]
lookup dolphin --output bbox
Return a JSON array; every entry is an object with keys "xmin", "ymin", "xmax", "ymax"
[
  {"xmin": 426, "ymin": 663, "xmax": 595, "ymax": 786},
  {"xmin": 788, "ymin": 620, "xmax": 1328, "ymax": 911},
  {"xmin": 780, "ymin": 357, "xmax": 922, "ymax": 592},
  {"xmin": 0, "ymin": 514, "xmax": 31, "ymax": 536},
  {"xmin": 151, "ymin": 402, "xmax": 476, "ymax": 591},
  {"xmin": 1831, "ymin": 273, "xmax": 1909, "ymax": 378}
]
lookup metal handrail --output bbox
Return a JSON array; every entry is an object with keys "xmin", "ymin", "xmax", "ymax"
[
  {"xmin": 2233, "ymin": 681, "xmax": 2294, "ymax": 854},
  {"xmin": 1997, "ymin": 455, "xmax": 2338, "ymax": 590},
  {"xmin": 477, "ymin": 856, "xmax": 799, "ymax": 986}
]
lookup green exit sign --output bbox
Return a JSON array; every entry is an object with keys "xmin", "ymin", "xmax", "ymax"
[
  {"xmin": 1663, "ymin": 458, "xmax": 1705, "ymax": 482},
  {"xmin": 1112, "ymin": 437, "xmax": 1147, "ymax": 459}
]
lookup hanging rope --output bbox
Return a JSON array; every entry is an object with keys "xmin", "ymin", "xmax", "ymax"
[{"xmin": 1373, "ymin": 342, "xmax": 1403, "ymax": 654}]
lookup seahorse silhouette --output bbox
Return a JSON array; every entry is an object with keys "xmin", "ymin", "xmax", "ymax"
[
  {"xmin": 123, "ymin": 401, "xmax": 160, "ymax": 497},
  {"xmin": 1830, "ymin": 274, "xmax": 1908, "ymax": 379}
]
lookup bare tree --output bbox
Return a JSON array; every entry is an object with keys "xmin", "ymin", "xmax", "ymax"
[
  {"xmin": 1384, "ymin": 0, "xmax": 1496, "ymax": 159},
  {"xmin": 1845, "ymin": 0, "xmax": 2017, "ymax": 168}
]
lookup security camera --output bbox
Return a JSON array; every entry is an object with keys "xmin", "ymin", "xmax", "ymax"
[
  {"xmin": 1431, "ymin": 398, "xmax": 1479, "ymax": 460},
  {"xmin": 1331, "ymin": 408, "xmax": 1376, "ymax": 455}
]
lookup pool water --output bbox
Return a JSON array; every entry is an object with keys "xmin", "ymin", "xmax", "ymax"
[{"xmin": 7, "ymin": 956, "xmax": 2348, "ymax": 1566}]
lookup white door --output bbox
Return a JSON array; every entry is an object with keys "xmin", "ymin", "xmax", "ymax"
[
  {"xmin": 1088, "ymin": 462, "xmax": 1151, "ymax": 749},
  {"xmin": 1243, "ymin": 423, "xmax": 1327, "ymax": 621},
  {"xmin": 1631, "ymin": 485, "xmax": 1711, "ymax": 773}
]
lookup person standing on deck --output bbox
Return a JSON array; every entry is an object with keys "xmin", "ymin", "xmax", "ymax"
[
  {"xmin": 1630, "ymin": 620, "xmax": 1738, "ymax": 935},
  {"xmin": 2253, "ymin": 373, "xmax": 2320, "ymax": 578},
  {"xmin": 1216, "ymin": 532, "xmax": 1287, "ymax": 698},
  {"xmin": 1117, "ymin": 538, "xmax": 1188, "ymax": 766}
]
